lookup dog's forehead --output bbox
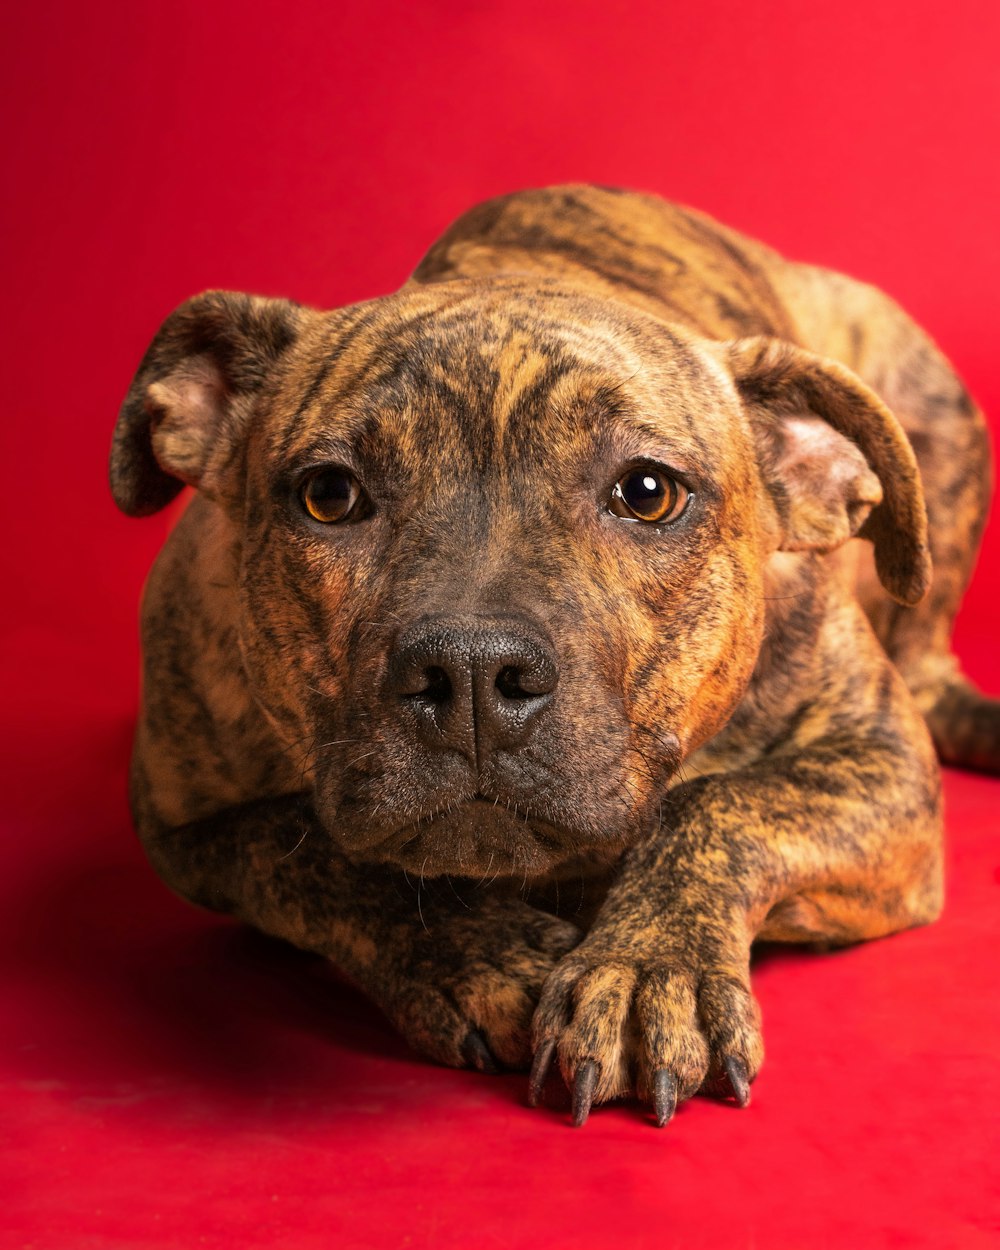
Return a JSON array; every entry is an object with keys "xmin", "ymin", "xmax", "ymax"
[{"xmin": 268, "ymin": 282, "xmax": 747, "ymax": 479}]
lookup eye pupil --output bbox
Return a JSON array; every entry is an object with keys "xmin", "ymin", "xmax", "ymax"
[
  {"xmin": 625, "ymin": 473, "xmax": 663, "ymax": 509},
  {"xmin": 302, "ymin": 469, "xmax": 362, "ymax": 523}
]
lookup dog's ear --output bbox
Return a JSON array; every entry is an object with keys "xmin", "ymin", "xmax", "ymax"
[
  {"xmin": 110, "ymin": 291, "xmax": 305, "ymax": 517},
  {"xmin": 723, "ymin": 336, "xmax": 931, "ymax": 606}
]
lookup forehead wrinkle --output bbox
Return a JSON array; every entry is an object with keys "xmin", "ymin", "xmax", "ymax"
[
  {"xmin": 485, "ymin": 329, "xmax": 552, "ymax": 452},
  {"xmin": 604, "ymin": 408, "xmax": 712, "ymax": 467},
  {"xmin": 509, "ymin": 370, "xmax": 695, "ymax": 478},
  {"xmin": 493, "ymin": 357, "xmax": 581, "ymax": 465},
  {"xmin": 278, "ymin": 404, "xmax": 440, "ymax": 515},
  {"xmin": 268, "ymin": 302, "xmax": 383, "ymax": 462},
  {"xmin": 301, "ymin": 283, "xmax": 646, "ymax": 410},
  {"xmin": 273, "ymin": 284, "xmax": 744, "ymax": 491},
  {"xmin": 482, "ymin": 317, "xmax": 650, "ymax": 466},
  {"xmin": 283, "ymin": 288, "xmax": 486, "ymax": 427},
  {"xmin": 608, "ymin": 344, "xmax": 750, "ymax": 469}
]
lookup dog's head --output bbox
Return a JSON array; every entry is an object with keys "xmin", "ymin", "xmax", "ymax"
[{"xmin": 111, "ymin": 279, "xmax": 929, "ymax": 877}]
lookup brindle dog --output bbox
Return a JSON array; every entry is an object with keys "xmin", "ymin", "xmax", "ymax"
[{"xmin": 110, "ymin": 185, "xmax": 997, "ymax": 1127}]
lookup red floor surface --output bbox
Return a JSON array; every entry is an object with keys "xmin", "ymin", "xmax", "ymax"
[{"xmin": 3, "ymin": 1, "xmax": 1000, "ymax": 1246}]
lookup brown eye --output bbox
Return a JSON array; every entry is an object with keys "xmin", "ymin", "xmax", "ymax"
[
  {"xmin": 609, "ymin": 467, "xmax": 689, "ymax": 523},
  {"xmin": 301, "ymin": 468, "xmax": 364, "ymax": 523}
]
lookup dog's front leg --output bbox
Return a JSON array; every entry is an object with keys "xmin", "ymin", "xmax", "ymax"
[
  {"xmin": 530, "ymin": 730, "xmax": 943, "ymax": 1125},
  {"xmin": 144, "ymin": 793, "xmax": 581, "ymax": 1071}
]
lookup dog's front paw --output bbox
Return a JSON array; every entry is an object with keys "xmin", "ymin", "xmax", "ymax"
[
  {"xmin": 379, "ymin": 899, "xmax": 582, "ymax": 1073},
  {"xmin": 529, "ymin": 937, "xmax": 763, "ymax": 1126}
]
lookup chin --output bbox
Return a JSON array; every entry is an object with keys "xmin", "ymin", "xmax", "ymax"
[{"xmin": 337, "ymin": 797, "xmax": 619, "ymax": 880}]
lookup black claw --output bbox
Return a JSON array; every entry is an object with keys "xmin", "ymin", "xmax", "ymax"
[
  {"xmin": 461, "ymin": 1030, "xmax": 500, "ymax": 1075},
  {"xmin": 571, "ymin": 1059, "xmax": 599, "ymax": 1127},
  {"xmin": 653, "ymin": 1069, "xmax": 678, "ymax": 1127},
  {"xmin": 528, "ymin": 1039, "xmax": 556, "ymax": 1107},
  {"xmin": 723, "ymin": 1054, "xmax": 751, "ymax": 1107}
]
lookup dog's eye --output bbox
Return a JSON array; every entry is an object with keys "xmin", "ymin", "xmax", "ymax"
[
  {"xmin": 300, "ymin": 469, "xmax": 365, "ymax": 523},
  {"xmin": 609, "ymin": 467, "xmax": 689, "ymax": 523}
]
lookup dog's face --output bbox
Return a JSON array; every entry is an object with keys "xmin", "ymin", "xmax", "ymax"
[
  {"xmin": 111, "ymin": 279, "xmax": 929, "ymax": 877},
  {"xmin": 240, "ymin": 280, "xmax": 769, "ymax": 877}
]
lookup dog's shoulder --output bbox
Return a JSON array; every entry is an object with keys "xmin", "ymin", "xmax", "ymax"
[{"xmin": 131, "ymin": 495, "xmax": 300, "ymax": 834}]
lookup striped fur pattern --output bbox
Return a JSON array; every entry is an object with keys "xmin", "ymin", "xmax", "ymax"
[{"xmin": 109, "ymin": 185, "xmax": 994, "ymax": 1124}]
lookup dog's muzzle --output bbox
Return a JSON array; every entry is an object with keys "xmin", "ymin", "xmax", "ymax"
[{"xmin": 316, "ymin": 612, "xmax": 637, "ymax": 876}]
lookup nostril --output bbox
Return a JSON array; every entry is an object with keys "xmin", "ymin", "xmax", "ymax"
[
  {"xmin": 495, "ymin": 665, "xmax": 551, "ymax": 701},
  {"xmin": 402, "ymin": 664, "xmax": 451, "ymax": 704},
  {"xmin": 423, "ymin": 666, "xmax": 451, "ymax": 703},
  {"xmin": 496, "ymin": 665, "xmax": 527, "ymax": 700}
]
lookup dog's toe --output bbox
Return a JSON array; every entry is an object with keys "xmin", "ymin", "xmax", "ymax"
[{"xmin": 530, "ymin": 940, "xmax": 763, "ymax": 1126}]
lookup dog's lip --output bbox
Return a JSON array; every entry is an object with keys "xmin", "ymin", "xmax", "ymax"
[
  {"xmin": 412, "ymin": 792, "xmax": 559, "ymax": 831},
  {"xmin": 363, "ymin": 791, "xmax": 573, "ymax": 852},
  {"xmin": 464, "ymin": 792, "xmax": 505, "ymax": 810}
]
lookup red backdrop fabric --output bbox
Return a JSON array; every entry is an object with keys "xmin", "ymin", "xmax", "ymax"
[{"xmin": 2, "ymin": 2, "xmax": 998, "ymax": 1247}]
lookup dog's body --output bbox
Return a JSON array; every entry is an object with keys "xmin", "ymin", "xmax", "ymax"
[{"xmin": 111, "ymin": 185, "xmax": 996, "ymax": 1125}]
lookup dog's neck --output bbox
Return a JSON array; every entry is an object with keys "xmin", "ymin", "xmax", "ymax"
[{"xmin": 682, "ymin": 549, "xmax": 860, "ymax": 778}]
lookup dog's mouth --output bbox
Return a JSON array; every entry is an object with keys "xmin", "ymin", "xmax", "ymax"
[
  {"xmin": 332, "ymin": 793, "xmax": 624, "ymax": 879},
  {"xmin": 314, "ymin": 718, "xmax": 679, "ymax": 879}
]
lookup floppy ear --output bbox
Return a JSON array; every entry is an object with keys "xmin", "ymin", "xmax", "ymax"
[
  {"xmin": 724, "ymin": 336, "xmax": 931, "ymax": 607},
  {"xmin": 110, "ymin": 291, "xmax": 305, "ymax": 517}
]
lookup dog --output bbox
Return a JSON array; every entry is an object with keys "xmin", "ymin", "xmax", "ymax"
[{"xmin": 110, "ymin": 184, "xmax": 997, "ymax": 1127}]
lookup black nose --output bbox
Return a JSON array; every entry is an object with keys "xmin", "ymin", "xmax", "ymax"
[{"xmin": 387, "ymin": 615, "xmax": 558, "ymax": 764}]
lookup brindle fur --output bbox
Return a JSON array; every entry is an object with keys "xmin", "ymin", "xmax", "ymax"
[{"xmin": 110, "ymin": 185, "xmax": 996, "ymax": 1123}]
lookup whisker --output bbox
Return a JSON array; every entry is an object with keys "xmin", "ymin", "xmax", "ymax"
[
  {"xmin": 276, "ymin": 825, "xmax": 310, "ymax": 861},
  {"xmin": 446, "ymin": 874, "xmax": 472, "ymax": 909},
  {"xmin": 474, "ymin": 850, "xmax": 495, "ymax": 889},
  {"xmin": 417, "ymin": 857, "xmax": 428, "ymax": 932}
]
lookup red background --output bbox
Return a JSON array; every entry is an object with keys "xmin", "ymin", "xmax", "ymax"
[{"xmin": 2, "ymin": 2, "xmax": 998, "ymax": 1246}]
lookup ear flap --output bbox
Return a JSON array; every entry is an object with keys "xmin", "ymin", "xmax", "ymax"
[
  {"xmin": 110, "ymin": 291, "xmax": 305, "ymax": 517},
  {"xmin": 725, "ymin": 336, "xmax": 932, "ymax": 606}
]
